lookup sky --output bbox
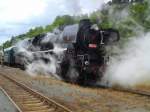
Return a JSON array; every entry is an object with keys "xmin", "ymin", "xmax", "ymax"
[{"xmin": 0, "ymin": 0, "xmax": 110, "ymax": 44}]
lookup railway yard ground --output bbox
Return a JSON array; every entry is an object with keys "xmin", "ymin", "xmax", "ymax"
[{"xmin": 0, "ymin": 66, "xmax": 150, "ymax": 112}]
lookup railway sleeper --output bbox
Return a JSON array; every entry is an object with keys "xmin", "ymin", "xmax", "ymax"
[
  {"xmin": 12, "ymin": 95, "xmax": 35, "ymax": 98},
  {"xmin": 23, "ymin": 102, "xmax": 48, "ymax": 107},
  {"xmin": 15, "ymin": 99, "xmax": 42, "ymax": 103},
  {"xmin": 25, "ymin": 108, "xmax": 55, "ymax": 112},
  {"xmin": 10, "ymin": 94, "xmax": 35, "ymax": 99},
  {"xmin": 13, "ymin": 97, "xmax": 40, "ymax": 102},
  {"xmin": 3, "ymin": 89, "xmax": 28, "ymax": 93},
  {"xmin": 21, "ymin": 100, "xmax": 42, "ymax": 104},
  {"xmin": 21, "ymin": 105, "xmax": 51, "ymax": 111},
  {"xmin": 13, "ymin": 93, "xmax": 33, "ymax": 97},
  {"xmin": 10, "ymin": 91, "xmax": 30, "ymax": 94},
  {"xmin": 23, "ymin": 102, "xmax": 44, "ymax": 106},
  {"xmin": 23, "ymin": 105, "xmax": 50, "ymax": 109}
]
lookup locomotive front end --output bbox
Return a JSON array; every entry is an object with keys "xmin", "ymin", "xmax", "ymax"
[{"xmin": 75, "ymin": 19, "xmax": 120, "ymax": 83}]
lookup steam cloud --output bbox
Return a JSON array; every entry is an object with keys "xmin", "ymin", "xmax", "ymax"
[
  {"xmin": 15, "ymin": 33, "xmax": 65, "ymax": 79},
  {"xmin": 102, "ymin": 33, "xmax": 150, "ymax": 88}
]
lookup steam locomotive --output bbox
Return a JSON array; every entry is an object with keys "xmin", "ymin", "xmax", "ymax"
[{"xmin": 3, "ymin": 19, "xmax": 119, "ymax": 84}]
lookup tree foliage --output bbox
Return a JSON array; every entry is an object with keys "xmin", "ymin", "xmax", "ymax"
[
  {"xmin": 26, "ymin": 26, "xmax": 44, "ymax": 38},
  {"xmin": 45, "ymin": 15, "xmax": 76, "ymax": 32}
]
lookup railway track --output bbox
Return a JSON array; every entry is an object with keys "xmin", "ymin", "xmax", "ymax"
[
  {"xmin": 112, "ymin": 87, "xmax": 150, "ymax": 97},
  {"xmin": 0, "ymin": 74, "xmax": 73, "ymax": 112},
  {"xmin": 95, "ymin": 85, "xmax": 150, "ymax": 98},
  {"xmin": 90, "ymin": 83, "xmax": 150, "ymax": 98}
]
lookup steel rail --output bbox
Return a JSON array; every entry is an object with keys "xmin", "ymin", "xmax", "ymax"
[{"xmin": 0, "ymin": 86, "xmax": 23, "ymax": 112}]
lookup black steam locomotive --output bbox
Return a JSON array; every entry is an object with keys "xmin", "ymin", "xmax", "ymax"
[
  {"xmin": 3, "ymin": 19, "xmax": 119, "ymax": 84},
  {"xmin": 59, "ymin": 19, "xmax": 119, "ymax": 84}
]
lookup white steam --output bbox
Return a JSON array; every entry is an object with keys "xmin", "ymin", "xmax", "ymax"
[
  {"xmin": 26, "ymin": 54, "xmax": 61, "ymax": 79},
  {"xmin": 64, "ymin": 0, "xmax": 81, "ymax": 15},
  {"xmin": 15, "ymin": 34, "xmax": 65, "ymax": 79},
  {"xmin": 102, "ymin": 33, "xmax": 150, "ymax": 88}
]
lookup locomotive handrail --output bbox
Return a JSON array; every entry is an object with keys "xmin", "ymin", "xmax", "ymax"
[{"xmin": 31, "ymin": 48, "xmax": 67, "ymax": 54}]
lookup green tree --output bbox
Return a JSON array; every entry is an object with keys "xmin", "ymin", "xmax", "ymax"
[
  {"xmin": 130, "ymin": 1, "xmax": 148, "ymax": 24},
  {"xmin": 26, "ymin": 26, "xmax": 44, "ymax": 38},
  {"xmin": 3, "ymin": 40, "xmax": 11, "ymax": 48}
]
